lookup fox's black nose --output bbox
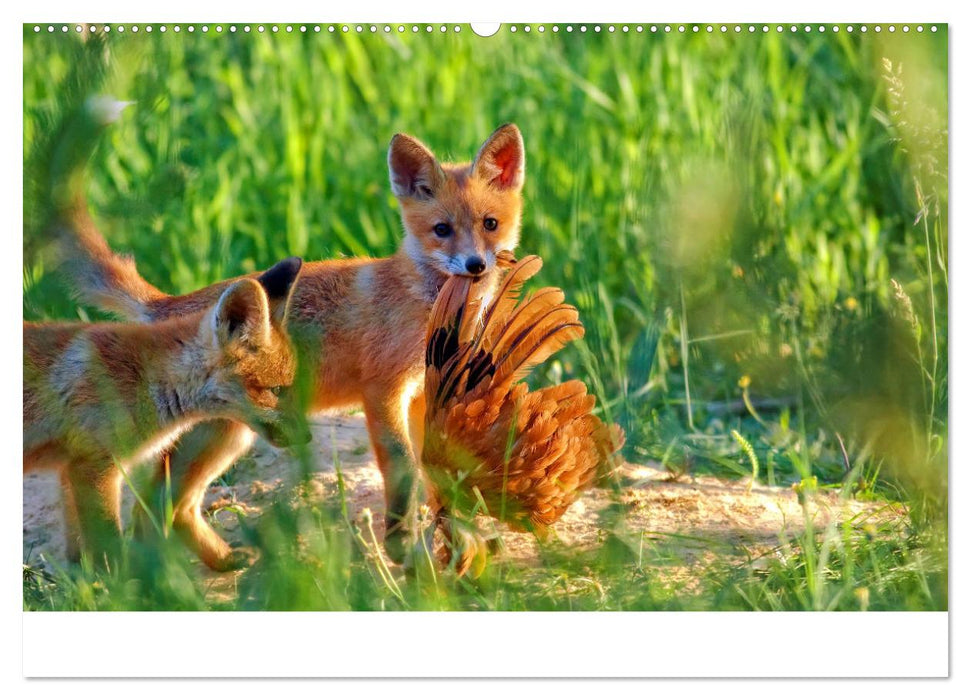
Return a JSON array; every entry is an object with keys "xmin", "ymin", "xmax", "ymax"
[{"xmin": 465, "ymin": 256, "xmax": 486, "ymax": 275}]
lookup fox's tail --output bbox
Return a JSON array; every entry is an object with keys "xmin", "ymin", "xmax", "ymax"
[{"xmin": 47, "ymin": 96, "xmax": 166, "ymax": 321}]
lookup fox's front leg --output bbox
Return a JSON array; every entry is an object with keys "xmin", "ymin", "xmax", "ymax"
[
  {"xmin": 140, "ymin": 420, "xmax": 257, "ymax": 571},
  {"xmin": 364, "ymin": 384, "xmax": 424, "ymax": 564},
  {"xmin": 408, "ymin": 390, "xmax": 442, "ymax": 558}
]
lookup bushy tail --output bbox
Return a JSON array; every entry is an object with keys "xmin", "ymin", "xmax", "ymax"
[{"xmin": 46, "ymin": 96, "xmax": 166, "ymax": 321}]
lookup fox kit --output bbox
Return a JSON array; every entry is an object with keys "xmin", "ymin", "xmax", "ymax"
[
  {"xmin": 23, "ymin": 258, "xmax": 305, "ymax": 566},
  {"xmin": 52, "ymin": 101, "xmax": 525, "ymax": 569}
]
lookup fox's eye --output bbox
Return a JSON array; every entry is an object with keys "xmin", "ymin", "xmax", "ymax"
[
  {"xmin": 269, "ymin": 386, "xmax": 283, "ymax": 397},
  {"xmin": 433, "ymin": 223, "xmax": 452, "ymax": 238},
  {"xmin": 483, "ymin": 217, "xmax": 498, "ymax": 231}
]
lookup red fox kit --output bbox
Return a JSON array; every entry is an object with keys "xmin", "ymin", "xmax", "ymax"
[
  {"xmin": 52, "ymin": 101, "xmax": 525, "ymax": 569},
  {"xmin": 23, "ymin": 258, "xmax": 305, "ymax": 566}
]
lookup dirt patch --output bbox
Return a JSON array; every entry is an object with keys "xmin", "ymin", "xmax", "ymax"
[{"xmin": 23, "ymin": 415, "xmax": 903, "ymax": 591}]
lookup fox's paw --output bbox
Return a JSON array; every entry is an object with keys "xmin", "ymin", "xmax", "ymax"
[
  {"xmin": 383, "ymin": 522, "xmax": 410, "ymax": 565},
  {"xmin": 212, "ymin": 546, "xmax": 260, "ymax": 572},
  {"xmin": 396, "ymin": 511, "xmax": 440, "ymax": 576}
]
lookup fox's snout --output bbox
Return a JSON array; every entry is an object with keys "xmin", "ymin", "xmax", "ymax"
[{"xmin": 464, "ymin": 255, "xmax": 486, "ymax": 276}]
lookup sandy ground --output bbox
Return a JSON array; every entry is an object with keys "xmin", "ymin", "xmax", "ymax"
[{"xmin": 23, "ymin": 415, "xmax": 903, "ymax": 590}]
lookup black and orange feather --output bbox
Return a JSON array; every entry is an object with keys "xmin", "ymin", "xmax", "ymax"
[{"xmin": 423, "ymin": 253, "xmax": 624, "ymax": 557}]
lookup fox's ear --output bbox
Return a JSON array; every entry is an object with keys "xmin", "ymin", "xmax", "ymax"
[
  {"xmin": 257, "ymin": 257, "xmax": 302, "ymax": 325},
  {"xmin": 212, "ymin": 279, "xmax": 271, "ymax": 347},
  {"xmin": 389, "ymin": 133, "xmax": 444, "ymax": 200},
  {"xmin": 472, "ymin": 124, "xmax": 525, "ymax": 192}
]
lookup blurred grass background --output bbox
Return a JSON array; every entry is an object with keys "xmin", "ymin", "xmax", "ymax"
[{"xmin": 22, "ymin": 24, "xmax": 947, "ymax": 611}]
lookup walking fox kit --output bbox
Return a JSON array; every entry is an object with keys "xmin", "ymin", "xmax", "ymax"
[
  {"xmin": 23, "ymin": 258, "xmax": 305, "ymax": 566},
  {"xmin": 50, "ymin": 100, "xmax": 525, "ymax": 569}
]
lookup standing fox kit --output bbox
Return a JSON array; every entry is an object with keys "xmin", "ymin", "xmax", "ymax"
[
  {"xmin": 54, "ymin": 102, "xmax": 525, "ymax": 569},
  {"xmin": 23, "ymin": 258, "xmax": 304, "ymax": 566}
]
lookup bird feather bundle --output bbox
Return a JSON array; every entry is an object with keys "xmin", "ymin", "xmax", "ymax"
[{"xmin": 423, "ymin": 254, "xmax": 624, "ymax": 543}]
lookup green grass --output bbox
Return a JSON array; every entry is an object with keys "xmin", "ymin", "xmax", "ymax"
[{"xmin": 22, "ymin": 25, "xmax": 947, "ymax": 611}]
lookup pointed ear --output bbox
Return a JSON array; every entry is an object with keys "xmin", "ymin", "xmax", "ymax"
[
  {"xmin": 472, "ymin": 124, "xmax": 525, "ymax": 192},
  {"xmin": 388, "ymin": 133, "xmax": 444, "ymax": 200},
  {"xmin": 257, "ymin": 256, "xmax": 302, "ymax": 325},
  {"xmin": 212, "ymin": 279, "xmax": 271, "ymax": 347}
]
